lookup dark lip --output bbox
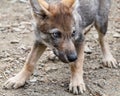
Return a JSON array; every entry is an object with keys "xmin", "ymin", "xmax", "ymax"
[
  {"xmin": 60, "ymin": 58, "xmax": 69, "ymax": 63},
  {"xmin": 54, "ymin": 52, "xmax": 76, "ymax": 63},
  {"xmin": 57, "ymin": 54, "xmax": 70, "ymax": 63},
  {"xmin": 53, "ymin": 49, "xmax": 70, "ymax": 63}
]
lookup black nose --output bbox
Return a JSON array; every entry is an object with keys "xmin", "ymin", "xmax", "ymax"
[{"xmin": 67, "ymin": 53, "xmax": 77, "ymax": 62}]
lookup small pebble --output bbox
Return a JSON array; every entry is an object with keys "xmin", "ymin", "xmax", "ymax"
[
  {"xmin": 10, "ymin": 40, "xmax": 19, "ymax": 44},
  {"xmin": 30, "ymin": 77, "xmax": 37, "ymax": 83}
]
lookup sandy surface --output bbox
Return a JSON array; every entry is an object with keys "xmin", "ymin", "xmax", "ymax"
[{"xmin": 0, "ymin": 0, "xmax": 120, "ymax": 96}]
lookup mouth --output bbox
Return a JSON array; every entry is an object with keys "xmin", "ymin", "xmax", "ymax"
[
  {"xmin": 53, "ymin": 49, "xmax": 69, "ymax": 63},
  {"xmin": 53, "ymin": 49, "xmax": 77, "ymax": 63},
  {"xmin": 59, "ymin": 57, "xmax": 69, "ymax": 63}
]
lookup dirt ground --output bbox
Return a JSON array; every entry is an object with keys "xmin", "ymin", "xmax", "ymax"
[{"xmin": 0, "ymin": 0, "xmax": 120, "ymax": 96}]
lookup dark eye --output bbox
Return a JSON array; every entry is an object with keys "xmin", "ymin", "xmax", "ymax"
[
  {"xmin": 52, "ymin": 31, "xmax": 61, "ymax": 38},
  {"xmin": 72, "ymin": 30, "xmax": 76, "ymax": 37}
]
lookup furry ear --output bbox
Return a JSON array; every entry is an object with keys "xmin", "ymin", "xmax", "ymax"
[
  {"xmin": 30, "ymin": 0, "xmax": 52, "ymax": 17},
  {"xmin": 61, "ymin": 0, "xmax": 75, "ymax": 8},
  {"xmin": 37, "ymin": 0, "xmax": 49, "ymax": 10},
  {"xmin": 30, "ymin": 0, "xmax": 41, "ymax": 15}
]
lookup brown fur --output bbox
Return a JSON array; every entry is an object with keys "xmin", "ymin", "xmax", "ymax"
[
  {"xmin": 3, "ymin": 0, "xmax": 117, "ymax": 95},
  {"xmin": 61, "ymin": 0, "xmax": 75, "ymax": 7},
  {"xmin": 49, "ymin": 3, "xmax": 73, "ymax": 34},
  {"xmin": 33, "ymin": 3, "xmax": 73, "ymax": 36}
]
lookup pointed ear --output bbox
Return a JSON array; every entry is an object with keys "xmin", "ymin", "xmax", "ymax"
[
  {"xmin": 30, "ymin": 0, "xmax": 41, "ymax": 15},
  {"xmin": 30, "ymin": 0, "xmax": 52, "ymax": 17},
  {"xmin": 37, "ymin": 0, "xmax": 52, "ymax": 16},
  {"xmin": 61, "ymin": 0, "xmax": 75, "ymax": 8}
]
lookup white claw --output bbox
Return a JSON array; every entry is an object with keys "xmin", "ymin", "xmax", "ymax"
[
  {"xmin": 103, "ymin": 55, "xmax": 118, "ymax": 68},
  {"xmin": 3, "ymin": 73, "xmax": 27, "ymax": 89},
  {"xmin": 69, "ymin": 79, "xmax": 86, "ymax": 95}
]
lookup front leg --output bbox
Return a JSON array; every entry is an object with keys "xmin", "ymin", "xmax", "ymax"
[
  {"xmin": 3, "ymin": 42, "xmax": 46, "ymax": 89},
  {"xmin": 69, "ymin": 42, "xmax": 86, "ymax": 95},
  {"xmin": 98, "ymin": 33, "xmax": 117, "ymax": 68}
]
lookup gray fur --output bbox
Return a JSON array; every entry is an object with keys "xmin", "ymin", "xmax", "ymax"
[
  {"xmin": 73, "ymin": 0, "xmax": 111, "ymax": 34},
  {"xmin": 30, "ymin": 0, "xmax": 111, "ymax": 62},
  {"xmin": 30, "ymin": 0, "xmax": 111, "ymax": 43}
]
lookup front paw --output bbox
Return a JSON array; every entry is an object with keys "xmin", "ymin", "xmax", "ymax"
[
  {"xmin": 3, "ymin": 73, "xmax": 27, "ymax": 89},
  {"xmin": 103, "ymin": 55, "xmax": 118, "ymax": 68},
  {"xmin": 69, "ymin": 78, "xmax": 86, "ymax": 95}
]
